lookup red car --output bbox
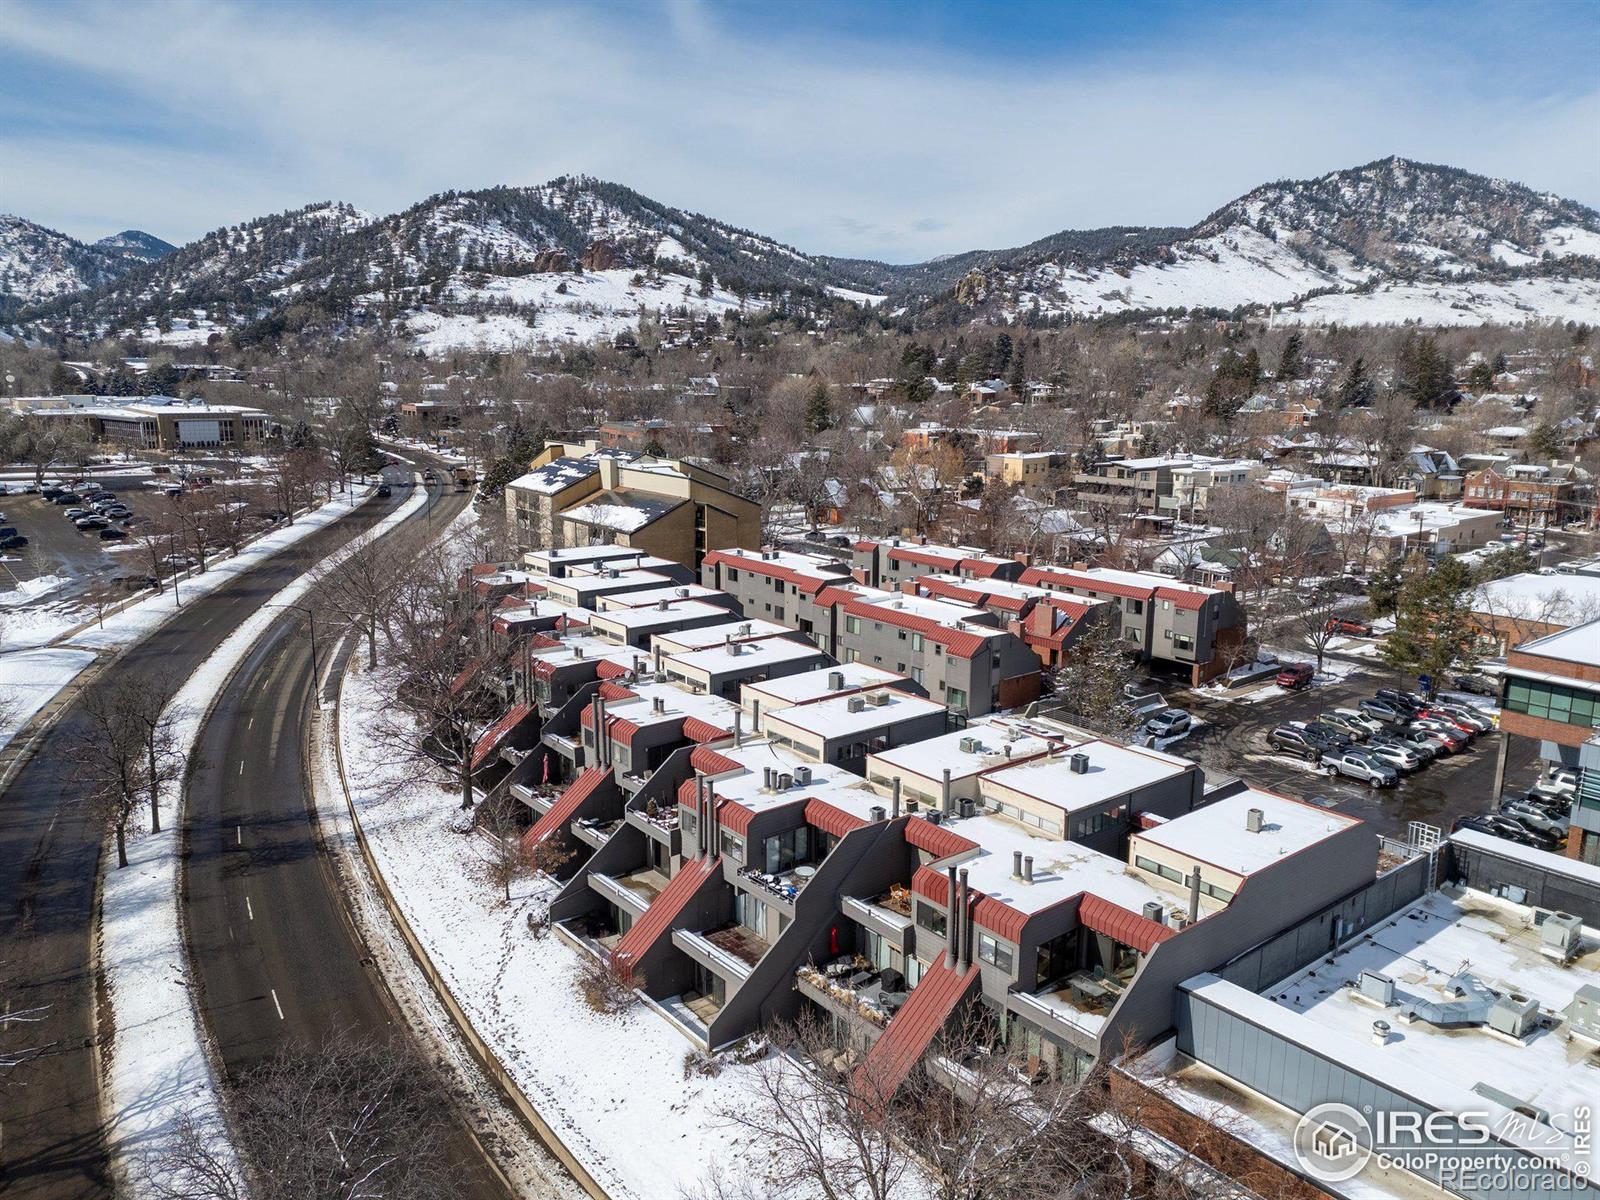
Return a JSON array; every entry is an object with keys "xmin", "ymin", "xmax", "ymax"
[
  {"xmin": 1275, "ymin": 662, "xmax": 1315, "ymax": 689},
  {"xmin": 1325, "ymin": 617, "xmax": 1373, "ymax": 637}
]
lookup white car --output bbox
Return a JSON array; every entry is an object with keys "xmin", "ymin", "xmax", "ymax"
[{"xmin": 1331, "ymin": 707, "xmax": 1386, "ymax": 737}]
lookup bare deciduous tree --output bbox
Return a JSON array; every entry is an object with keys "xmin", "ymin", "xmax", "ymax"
[{"xmin": 67, "ymin": 676, "xmax": 186, "ymax": 866}]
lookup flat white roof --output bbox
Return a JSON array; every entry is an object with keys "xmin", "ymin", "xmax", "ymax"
[
  {"xmin": 854, "ymin": 592, "xmax": 1000, "ymax": 631},
  {"xmin": 525, "ymin": 544, "xmax": 647, "ymax": 571},
  {"xmin": 927, "ymin": 812, "xmax": 1181, "ymax": 920},
  {"xmin": 530, "ymin": 636, "xmax": 638, "ymax": 672},
  {"xmin": 596, "ymin": 681, "xmax": 740, "ymax": 733},
  {"xmin": 544, "ymin": 569, "xmax": 675, "ymax": 598},
  {"xmin": 981, "ymin": 741, "xmax": 1193, "ymax": 814},
  {"xmin": 1131, "ymin": 788, "xmax": 1360, "ymax": 877},
  {"xmin": 868, "ymin": 718, "xmax": 1056, "ymax": 783},
  {"xmin": 597, "ymin": 584, "xmax": 725, "ymax": 610},
  {"xmin": 665, "ymin": 638, "xmax": 825, "ymax": 676},
  {"xmin": 764, "ymin": 690, "xmax": 946, "ymax": 741},
  {"xmin": 702, "ymin": 739, "xmax": 885, "ymax": 821},
  {"xmin": 742, "ymin": 663, "xmax": 906, "ymax": 707},
  {"xmin": 651, "ymin": 618, "xmax": 795, "ymax": 652},
  {"xmin": 1472, "ymin": 573, "xmax": 1600, "ymax": 625},
  {"xmin": 589, "ymin": 600, "xmax": 729, "ymax": 632},
  {"xmin": 1514, "ymin": 616, "xmax": 1600, "ymax": 668},
  {"xmin": 1256, "ymin": 887, "xmax": 1600, "ymax": 1171}
]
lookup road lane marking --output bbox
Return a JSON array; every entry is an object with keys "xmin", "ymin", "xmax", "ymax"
[
  {"xmin": 245, "ymin": 896, "xmax": 254, "ymax": 921},
  {"xmin": 270, "ymin": 988, "xmax": 284, "ymax": 1021},
  {"xmin": 238, "ymin": 760, "xmax": 244, "ymax": 776},
  {"xmin": 236, "ymin": 825, "xmax": 242, "ymax": 846}
]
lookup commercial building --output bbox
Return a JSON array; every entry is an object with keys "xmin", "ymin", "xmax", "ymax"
[{"xmin": 22, "ymin": 395, "xmax": 270, "ymax": 450}]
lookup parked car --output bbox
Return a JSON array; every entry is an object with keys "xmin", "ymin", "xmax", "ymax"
[
  {"xmin": 40, "ymin": 486, "xmax": 64, "ymax": 500},
  {"xmin": 1300, "ymin": 722, "xmax": 1354, "ymax": 753},
  {"xmin": 53, "ymin": 493, "xmax": 81, "ymax": 505},
  {"xmin": 1386, "ymin": 729, "xmax": 1442, "ymax": 761},
  {"xmin": 74, "ymin": 516, "xmax": 109, "ymax": 530},
  {"xmin": 1325, "ymin": 617, "xmax": 1374, "ymax": 637},
  {"xmin": 164, "ymin": 484, "xmax": 184, "ymax": 497},
  {"xmin": 98, "ymin": 526, "xmax": 127, "ymax": 540},
  {"xmin": 1358, "ymin": 698, "xmax": 1412, "ymax": 725},
  {"xmin": 1456, "ymin": 815, "xmax": 1538, "ymax": 846},
  {"xmin": 1527, "ymin": 780, "xmax": 1574, "ymax": 808},
  {"xmin": 0, "ymin": 534, "xmax": 28, "ymax": 550},
  {"xmin": 104, "ymin": 505, "xmax": 132, "ymax": 519},
  {"xmin": 1540, "ymin": 767, "xmax": 1579, "ymax": 797},
  {"xmin": 1499, "ymin": 802, "xmax": 1566, "ymax": 838},
  {"xmin": 376, "ymin": 484, "xmax": 392, "ymax": 497},
  {"xmin": 1331, "ymin": 707, "xmax": 1386, "ymax": 737},
  {"xmin": 1376, "ymin": 688, "xmax": 1426, "ymax": 712},
  {"xmin": 1267, "ymin": 725, "xmax": 1324, "ymax": 762},
  {"xmin": 1407, "ymin": 722, "xmax": 1467, "ymax": 754},
  {"xmin": 1361, "ymin": 739, "xmax": 1426, "ymax": 773},
  {"xmin": 0, "ymin": 526, "xmax": 15, "ymax": 541},
  {"xmin": 1319, "ymin": 712, "xmax": 1371, "ymax": 742},
  {"xmin": 64, "ymin": 507, "xmax": 91, "ymax": 520},
  {"xmin": 1276, "ymin": 662, "xmax": 1316, "ymax": 689},
  {"xmin": 1323, "ymin": 749, "xmax": 1399, "ymax": 788},
  {"xmin": 1423, "ymin": 703, "xmax": 1493, "ymax": 734},
  {"xmin": 1143, "ymin": 709, "xmax": 1192, "ymax": 739},
  {"xmin": 1415, "ymin": 708, "xmax": 1482, "ymax": 738},
  {"xmin": 1450, "ymin": 672, "xmax": 1498, "ymax": 696}
]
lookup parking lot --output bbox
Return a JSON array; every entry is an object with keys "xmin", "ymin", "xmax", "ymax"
[{"xmin": 1128, "ymin": 654, "xmax": 1536, "ymax": 841}]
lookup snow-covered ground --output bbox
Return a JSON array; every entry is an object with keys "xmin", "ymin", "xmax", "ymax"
[
  {"xmin": 394, "ymin": 267, "xmax": 752, "ymax": 352},
  {"xmin": 1271, "ymin": 275, "xmax": 1600, "ymax": 327},
  {"xmin": 104, "ymin": 478, "xmax": 428, "ymax": 1197},
  {"xmin": 336, "ymin": 659, "xmax": 917, "ymax": 1200},
  {"xmin": 1200, "ymin": 649, "xmax": 1367, "ymax": 706}
]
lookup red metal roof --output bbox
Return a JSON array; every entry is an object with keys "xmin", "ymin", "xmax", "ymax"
[
  {"xmin": 718, "ymin": 800, "xmax": 759, "ymax": 836},
  {"xmin": 448, "ymin": 653, "xmax": 491, "ymax": 696},
  {"xmin": 1155, "ymin": 586, "xmax": 1211, "ymax": 611},
  {"xmin": 886, "ymin": 544, "xmax": 964, "ymax": 570},
  {"xmin": 682, "ymin": 716, "xmax": 733, "ymax": 744},
  {"xmin": 597, "ymin": 681, "xmax": 638, "ymax": 700},
  {"xmin": 1018, "ymin": 566, "xmax": 1154, "ymax": 602},
  {"xmin": 959, "ymin": 557, "xmax": 1009, "ymax": 578},
  {"xmin": 470, "ymin": 702, "xmax": 534, "ymax": 770},
  {"xmin": 804, "ymin": 798, "xmax": 868, "ymax": 839},
  {"xmin": 842, "ymin": 598, "xmax": 991, "ymax": 660},
  {"xmin": 852, "ymin": 952, "xmax": 979, "ymax": 1111},
  {"xmin": 521, "ymin": 766, "xmax": 611, "ymax": 851},
  {"xmin": 1078, "ymin": 893, "xmax": 1177, "ymax": 954},
  {"xmin": 611, "ymin": 855, "xmax": 722, "ymax": 984},
  {"xmin": 903, "ymin": 818, "xmax": 979, "ymax": 860},
  {"xmin": 596, "ymin": 660, "xmax": 635, "ymax": 680},
  {"xmin": 690, "ymin": 746, "xmax": 743, "ymax": 776}
]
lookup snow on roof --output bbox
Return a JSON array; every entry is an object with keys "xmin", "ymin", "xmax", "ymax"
[
  {"xmin": 592, "ymin": 680, "xmax": 740, "ymax": 733},
  {"xmin": 742, "ymin": 663, "xmax": 906, "ymax": 707},
  {"xmin": 1472, "ymin": 573, "xmax": 1600, "ymax": 624},
  {"xmin": 1368, "ymin": 502, "xmax": 1492, "ymax": 536},
  {"xmin": 868, "ymin": 719, "xmax": 1057, "ymax": 784},
  {"xmin": 529, "ymin": 635, "xmax": 637, "ymax": 672},
  {"xmin": 508, "ymin": 455, "xmax": 600, "ymax": 494},
  {"xmin": 665, "ymin": 637, "xmax": 825, "ymax": 676},
  {"xmin": 934, "ymin": 813, "xmax": 1178, "ymax": 920},
  {"xmin": 1512, "ymin": 616, "xmax": 1600, "ymax": 668},
  {"xmin": 1450, "ymin": 828, "xmax": 1600, "ymax": 888},
  {"xmin": 763, "ymin": 689, "xmax": 946, "ymax": 742},
  {"xmin": 544, "ymin": 569, "xmax": 675, "ymax": 600},
  {"xmin": 1131, "ymin": 788, "xmax": 1360, "ymax": 877},
  {"xmin": 1248, "ymin": 887, "xmax": 1600, "ymax": 1170},
  {"xmin": 982, "ymin": 741, "xmax": 1194, "ymax": 815},
  {"xmin": 561, "ymin": 494, "xmax": 676, "ymax": 533},
  {"xmin": 854, "ymin": 591, "xmax": 999, "ymax": 628}
]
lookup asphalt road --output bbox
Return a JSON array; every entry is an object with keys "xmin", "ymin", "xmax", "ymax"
[
  {"xmin": 1174, "ymin": 655, "xmax": 1540, "ymax": 839},
  {"xmin": 0, "ymin": 470, "xmax": 416, "ymax": 1200},
  {"xmin": 180, "ymin": 475, "xmax": 509, "ymax": 1198}
]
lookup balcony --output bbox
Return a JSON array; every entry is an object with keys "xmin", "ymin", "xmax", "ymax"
[
  {"xmin": 573, "ymin": 814, "xmax": 624, "ymax": 849},
  {"xmin": 795, "ymin": 958, "xmax": 908, "ymax": 1028},
  {"xmin": 737, "ymin": 862, "xmax": 818, "ymax": 905},
  {"xmin": 589, "ymin": 865, "xmax": 670, "ymax": 915},
  {"xmin": 1008, "ymin": 970, "xmax": 1127, "ymax": 1040},
  {"xmin": 672, "ymin": 926, "xmax": 766, "ymax": 983}
]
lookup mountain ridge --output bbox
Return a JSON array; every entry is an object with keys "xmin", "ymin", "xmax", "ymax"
[{"xmin": 7, "ymin": 157, "xmax": 1598, "ymax": 342}]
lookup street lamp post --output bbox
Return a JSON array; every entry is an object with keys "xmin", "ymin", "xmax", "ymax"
[{"xmin": 268, "ymin": 602, "xmax": 322, "ymax": 710}]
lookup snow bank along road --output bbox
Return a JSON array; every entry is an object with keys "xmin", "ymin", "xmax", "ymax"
[
  {"xmin": 0, "ymin": 466, "xmax": 423, "ymax": 1200},
  {"xmin": 177, "ymin": 478, "xmax": 515, "ymax": 1200}
]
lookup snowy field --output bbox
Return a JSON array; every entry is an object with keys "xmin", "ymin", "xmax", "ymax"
[
  {"xmin": 103, "ymin": 478, "xmax": 427, "ymax": 1197},
  {"xmin": 1271, "ymin": 276, "xmax": 1600, "ymax": 327},
  {"xmin": 336, "ymin": 659, "xmax": 919, "ymax": 1200}
]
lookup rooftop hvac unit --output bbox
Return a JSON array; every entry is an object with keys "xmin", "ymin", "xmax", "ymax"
[
  {"xmin": 1358, "ymin": 971, "xmax": 1396, "ymax": 1006},
  {"xmin": 657, "ymin": 598, "xmax": 669, "ymax": 610},
  {"xmin": 678, "ymin": 587, "xmax": 690, "ymax": 597},
  {"xmin": 868, "ymin": 690, "xmax": 890, "ymax": 706},
  {"xmin": 1142, "ymin": 900, "xmax": 1164, "ymax": 924},
  {"xmin": 959, "ymin": 736, "xmax": 978, "ymax": 754},
  {"xmin": 777, "ymin": 773, "xmax": 792, "ymax": 790},
  {"xmin": 828, "ymin": 671, "xmax": 844, "ymax": 690},
  {"xmin": 741, "ymin": 623, "xmax": 753, "ymax": 636},
  {"xmin": 958, "ymin": 799, "xmax": 975, "ymax": 819},
  {"xmin": 847, "ymin": 696, "xmax": 866, "ymax": 713},
  {"xmin": 1540, "ymin": 912, "xmax": 1583, "ymax": 961},
  {"xmin": 1561, "ymin": 984, "xmax": 1600, "ymax": 1043},
  {"xmin": 1069, "ymin": 752, "xmax": 1090, "ymax": 775},
  {"xmin": 1246, "ymin": 807, "xmax": 1265, "ymax": 833},
  {"xmin": 870, "ymin": 805, "xmax": 887, "ymax": 822},
  {"xmin": 793, "ymin": 766, "xmax": 812, "ymax": 786},
  {"xmin": 1488, "ymin": 993, "xmax": 1540, "ymax": 1040}
]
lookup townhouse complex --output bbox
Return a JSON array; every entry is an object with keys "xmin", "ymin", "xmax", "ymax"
[{"xmin": 443, "ymin": 537, "xmax": 1600, "ymax": 1200}]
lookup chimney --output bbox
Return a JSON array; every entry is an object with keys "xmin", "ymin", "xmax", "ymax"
[
  {"xmin": 942, "ymin": 767, "xmax": 953, "ymax": 816},
  {"xmin": 653, "ymin": 695, "xmax": 665, "ymax": 714},
  {"xmin": 657, "ymin": 598, "xmax": 669, "ymax": 611},
  {"xmin": 598, "ymin": 456, "xmax": 620, "ymax": 491},
  {"xmin": 957, "ymin": 868, "xmax": 970, "ymax": 967},
  {"xmin": 763, "ymin": 767, "xmax": 774, "ymax": 789},
  {"xmin": 1012, "ymin": 850, "xmax": 1023, "ymax": 879},
  {"xmin": 963, "ymin": 877, "xmax": 976, "ymax": 969},
  {"xmin": 891, "ymin": 777, "xmax": 901, "ymax": 819},
  {"xmin": 870, "ymin": 805, "xmax": 886, "ymax": 822},
  {"xmin": 733, "ymin": 711, "xmax": 742, "ymax": 747},
  {"xmin": 696, "ymin": 777, "xmax": 708, "ymax": 856},
  {"xmin": 1024, "ymin": 855, "xmax": 1033, "ymax": 883},
  {"xmin": 1246, "ymin": 807, "xmax": 1264, "ymax": 833},
  {"xmin": 946, "ymin": 865, "xmax": 960, "ymax": 963},
  {"xmin": 1188, "ymin": 867, "xmax": 1202, "ymax": 923},
  {"xmin": 653, "ymin": 645, "xmax": 662, "ymax": 674},
  {"xmin": 751, "ymin": 698, "xmax": 761, "ymax": 732}
]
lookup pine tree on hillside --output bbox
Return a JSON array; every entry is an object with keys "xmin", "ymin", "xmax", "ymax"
[
  {"xmin": 1337, "ymin": 356, "xmax": 1376, "ymax": 408},
  {"xmin": 805, "ymin": 381, "xmax": 833, "ymax": 433},
  {"xmin": 1276, "ymin": 332, "xmax": 1304, "ymax": 381}
]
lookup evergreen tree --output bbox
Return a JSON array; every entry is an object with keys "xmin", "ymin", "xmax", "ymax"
[
  {"xmin": 1527, "ymin": 422, "xmax": 1562, "ymax": 461},
  {"xmin": 1336, "ymin": 356, "xmax": 1376, "ymax": 408},
  {"xmin": 1394, "ymin": 333, "xmax": 1454, "ymax": 409},
  {"xmin": 1383, "ymin": 554, "xmax": 1478, "ymax": 678},
  {"xmin": 1276, "ymin": 332, "xmax": 1304, "ymax": 381},
  {"xmin": 805, "ymin": 381, "xmax": 833, "ymax": 433}
]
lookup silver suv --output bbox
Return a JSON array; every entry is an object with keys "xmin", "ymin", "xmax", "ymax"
[{"xmin": 1323, "ymin": 748, "xmax": 1399, "ymax": 788}]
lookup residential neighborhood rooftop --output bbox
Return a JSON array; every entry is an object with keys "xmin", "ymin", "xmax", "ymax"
[{"xmin": 1131, "ymin": 788, "xmax": 1361, "ymax": 878}]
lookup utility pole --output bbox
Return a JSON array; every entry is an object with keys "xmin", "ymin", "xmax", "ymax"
[{"xmin": 268, "ymin": 602, "xmax": 322, "ymax": 709}]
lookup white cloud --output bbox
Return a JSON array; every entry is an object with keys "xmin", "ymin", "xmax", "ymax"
[{"xmin": 2, "ymin": 0, "xmax": 1595, "ymax": 260}]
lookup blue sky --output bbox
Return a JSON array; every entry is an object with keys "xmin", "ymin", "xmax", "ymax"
[{"xmin": 2, "ymin": 0, "xmax": 1596, "ymax": 261}]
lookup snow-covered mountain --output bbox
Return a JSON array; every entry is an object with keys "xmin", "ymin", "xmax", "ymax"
[
  {"xmin": 9, "ymin": 159, "xmax": 1599, "ymax": 344},
  {"xmin": 899, "ymin": 158, "xmax": 1600, "ymax": 326},
  {"xmin": 0, "ymin": 215, "xmax": 169, "ymax": 316},
  {"xmin": 93, "ymin": 230, "xmax": 177, "ymax": 262}
]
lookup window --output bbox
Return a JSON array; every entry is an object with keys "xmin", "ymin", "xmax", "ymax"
[
  {"xmin": 947, "ymin": 687, "xmax": 968, "ymax": 711},
  {"xmin": 911, "ymin": 632, "xmax": 924, "ymax": 652},
  {"xmin": 976, "ymin": 931, "xmax": 1013, "ymax": 973},
  {"xmin": 681, "ymin": 808, "xmax": 699, "ymax": 839},
  {"xmin": 1174, "ymin": 634, "xmax": 1194, "ymax": 652},
  {"xmin": 1504, "ymin": 679, "xmax": 1598, "ymax": 729},
  {"xmin": 720, "ymin": 829, "xmax": 745, "ymax": 862},
  {"xmin": 910, "ymin": 666, "xmax": 923, "ymax": 684},
  {"xmin": 764, "ymin": 825, "xmax": 810, "ymax": 874},
  {"xmin": 845, "ymin": 616, "xmax": 862, "ymax": 636},
  {"xmin": 1128, "ymin": 599, "xmax": 1144, "ymax": 614},
  {"xmin": 917, "ymin": 902, "xmax": 947, "ymax": 936},
  {"xmin": 1135, "ymin": 854, "xmax": 1184, "ymax": 884},
  {"xmin": 726, "ymin": 568, "xmax": 738, "ymax": 582}
]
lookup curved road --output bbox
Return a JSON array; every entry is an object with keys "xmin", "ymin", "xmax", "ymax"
[
  {"xmin": 0, "ymin": 464, "xmax": 461, "ymax": 1198},
  {"xmin": 180, "ymin": 473, "xmax": 510, "ymax": 1198}
]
